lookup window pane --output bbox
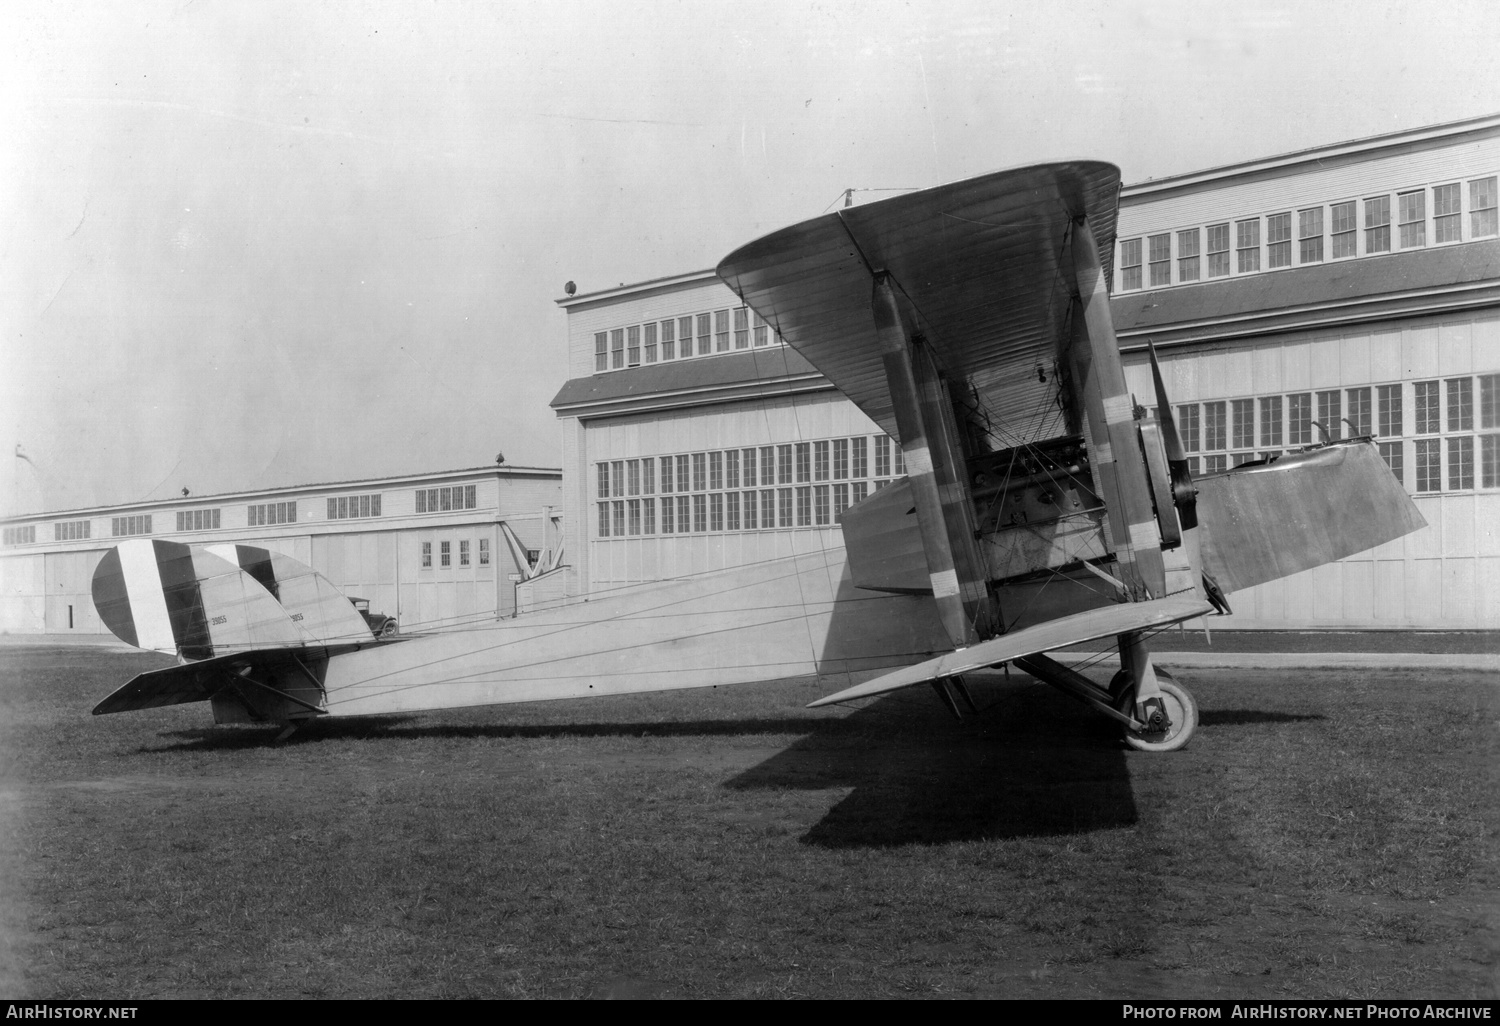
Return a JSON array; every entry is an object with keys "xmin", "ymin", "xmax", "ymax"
[
  {"xmin": 1177, "ymin": 228, "xmax": 1199, "ymax": 281},
  {"xmin": 1447, "ymin": 378, "xmax": 1473, "ymax": 432}
]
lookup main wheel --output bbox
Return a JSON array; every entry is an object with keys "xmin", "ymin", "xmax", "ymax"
[{"xmin": 1118, "ymin": 675, "xmax": 1197, "ymax": 752}]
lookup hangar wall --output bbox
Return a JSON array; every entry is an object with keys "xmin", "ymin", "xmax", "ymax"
[
  {"xmin": 0, "ymin": 466, "xmax": 562, "ymax": 636},
  {"xmin": 552, "ymin": 114, "xmax": 1500, "ymax": 630}
]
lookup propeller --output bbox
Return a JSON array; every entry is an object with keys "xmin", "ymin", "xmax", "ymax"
[{"xmin": 1146, "ymin": 342, "xmax": 1198, "ymax": 531}]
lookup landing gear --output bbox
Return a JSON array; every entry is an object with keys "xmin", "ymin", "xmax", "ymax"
[{"xmin": 1114, "ymin": 668, "xmax": 1197, "ymax": 752}]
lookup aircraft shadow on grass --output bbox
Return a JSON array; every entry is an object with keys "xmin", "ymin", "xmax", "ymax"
[{"xmin": 723, "ymin": 682, "xmax": 1140, "ymax": 847}]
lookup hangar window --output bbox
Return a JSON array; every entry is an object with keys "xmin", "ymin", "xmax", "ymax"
[
  {"xmin": 795, "ymin": 487, "xmax": 812, "ymax": 527},
  {"xmin": 741, "ymin": 492, "xmax": 756, "ymax": 529},
  {"xmin": 460, "ymin": 540, "xmax": 470, "ymax": 567},
  {"xmin": 644, "ymin": 322, "xmax": 657, "ymax": 363},
  {"xmin": 1447, "ymin": 437, "xmax": 1474, "ymax": 491},
  {"xmin": 479, "ymin": 538, "xmax": 490, "ymax": 565},
  {"xmin": 327, "ymin": 495, "xmax": 380, "ymax": 520},
  {"xmin": 697, "ymin": 313, "xmax": 713, "ymax": 356},
  {"xmin": 1204, "ymin": 454, "xmax": 1227, "ymax": 474},
  {"xmin": 714, "ymin": 310, "xmax": 730, "ymax": 352},
  {"xmin": 1266, "ymin": 213, "xmax": 1292, "ymax": 268},
  {"xmin": 1346, "ymin": 387, "xmax": 1372, "ymax": 438},
  {"xmin": 742, "ymin": 448, "xmax": 758, "ymax": 487},
  {"xmin": 677, "ymin": 495, "xmax": 692, "ymax": 533},
  {"xmin": 627, "ymin": 326, "xmax": 640, "ymax": 367},
  {"xmin": 610, "ymin": 328, "xmax": 625, "ymax": 369},
  {"xmin": 1472, "ymin": 177, "xmax": 1498, "ymax": 237},
  {"xmin": 421, "ymin": 541, "xmax": 433, "ymax": 568},
  {"xmin": 3, "ymin": 526, "xmax": 36, "ymax": 545},
  {"xmin": 1176, "ymin": 404, "xmax": 1200, "ymax": 453},
  {"xmin": 734, "ymin": 307, "xmax": 749, "ymax": 349},
  {"xmin": 1378, "ymin": 384, "xmax": 1403, "ymax": 437},
  {"xmin": 1316, "ymin": 391, "xmax": 1342, "ymax": 441},
  {"xmin": 1148, "ymin": 234, "xmax": 1171, "ymax": 286},
  {"xmin": 643, "ymin": 499, "xmax": 656, "ymax": 534},
  {"xmin": 833, "ymin": 484, "xmax": 850, "ymax": 520},
  {"xmin": 1231, "ymin": 399, "xmax": 1255, "ymax": 449},
  {"xmin": 1447, "ymin": 378, "xmax": 1473, "ymax": 431},
  {"xmin": 679, "ymin": 317, "xmax": 695, "ymax": 358},
  {"xmin": 1481, "ymin": 375, "xmax": 1499, "ymax": 429},
  {"xmin": 1205, "ymin": 224, "xmax": 1230, "ymax": 277},
  {"xmin": 613, "ymin": 502, "xmax": 626, "ymax": 537},
  {"xmin": 1379, "ymin": 441, "xmax": 1404, "ymax": 483},
  {"xmin": 709, "ymin": 493, "xmax": 722, "ymax": 531},
  {"xmin": 1330, "ymin": 201, "xmax": 1357, "ymax": 258},
  {"xmin": 725, "ymin": 492, "xmax": 739, "ymax": 531},
  {"xmin": 832, "ymin": 438, "xmax": 848, "ymax": 478},
  {"xmin": 761, "ymin": 490, "xmax": 775, "ymax": 528},
  {"xmin": 724, "ymin": 449, "xmax": 739, "ymax": 489},
  {"xmin": 708, "ymin": 452, "xmax": 722, "ymax": 490},
  {"xmin": 246, "ymin": 503, "xmax": 294, "ymax": 527},
  {"xmin": 795, "ymin": 443, "xmax": 811, "ymax": 483},
  {"xmin": 776, "ymin": 445, "xmax": 793, "ymax": 484},
  {"xmin": 1176, "ymin": 228, "xmax": 1199, "ymax": 282},
  {"xmin": 1482, "ymin": 436, "xmax": 1500, "ymax": 489},
  {"xmin": 753, "ymin": 311, "xmax": 771, "ymax": 347},
  {"xmin": 1235, "ymin": 219, "xmax": 1260, "ymax": 273},
  {"xmin": 416, "ymin": 485, "xmax": 477, "ymax": 513},
  {"xmin": 1203, "ymin": 402, "xmax": 1226, "ymax": 452},
  {"xmin": 1398, "ymin": 190, "xmax": 1425, "ymax": 249},
  {"xmin": 814, "ymin": 441, "xmax": 829, "ymax": 481},
  {"xmin": 659, "ymin": 319, "xmax": 675, "ymax": 360},
  {"xmin": 1364, "ymin": 196, "xmax": 1391, "ymax": 253},
  {"xmin": 1119, "ymin": 238, "xmax": 1141, "ymax": 290},
  {"xmin": 814, "ymin": 486, "xmax": 830, "ymax": 526},
  {"xmin": 628, "ymin": 500, "xmax": 641, "ymax": 536},
  {"xmin": 1288, "ymin": 393, "xmax": 1313, "ymax": 446},
  {"xmin": 1433, "ymin": 184, "xmax": 1462, "ymax": 244},
  {"xmin": 1298, "ymin": 207, "xmax": 1323, "ymax": 264},
  {"xmin": 1414, "ymin": 434, "xmax": 1442, "ymax": 492},
  {"xmin": 594, "ymin": 332, "xmax": 608, "ymax": 372},
  {"xmin": 597, "ymin": 463, "xmax": 610, "ymax": 498},
  {"xmin": 1414, "ymin": 381, "xmax": 1441, "ymax": 434},
  {"xmin": 440, "ymin": 540, "xmax": 451, "ymax": 567},
  {"xmin": 55, "ymin": 520, "xmax": 91, "ymax": 541},
  {"xmin": 1259, "ymin": 397, "xmax": 1282, "ymax": 448},
  {"xmin": 176, "ymin": 509, "xmax": 221, "ymax": 531},
  {"xmin": 851, "ymin": 437, "xmax": 868, "ymax": 478}
]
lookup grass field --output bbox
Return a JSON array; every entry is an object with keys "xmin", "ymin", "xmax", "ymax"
[{"xmin": 1, "ymin": 645, "xmax": 1495, "ymax": 999}]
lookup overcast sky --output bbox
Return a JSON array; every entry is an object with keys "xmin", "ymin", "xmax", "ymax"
[{"xmin": 3, "ymin": 0, "xmax": 1496, "ymax": 516}]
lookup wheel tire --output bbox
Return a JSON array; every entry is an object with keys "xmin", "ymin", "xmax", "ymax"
[
  {"xmin": 1118, "ymin": 675, "xmax": 1197, "ymax": 753},
  {"xmin": 381, "ymin": 620, "xmax": 398, "ymax": 638}
]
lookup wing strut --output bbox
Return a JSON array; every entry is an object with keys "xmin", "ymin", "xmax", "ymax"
[
  {"xmin": 871, "ymin": 273, "xmax": 998, "ymax": 645},
  {"xmin": 1065, "ymin": 217, "xmax": 1167, "ymax": 601}
]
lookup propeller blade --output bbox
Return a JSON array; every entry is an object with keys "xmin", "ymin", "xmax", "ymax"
[
  {"xmin": 1146, "ymin": 342, "xmax": 1198, "ymax": 530},
  {"xmin": 1147, "ymin": 342, "xmax": 1186, "ymax": 463}
]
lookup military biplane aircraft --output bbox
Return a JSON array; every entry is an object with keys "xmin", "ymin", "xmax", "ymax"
[{"xmin": 90, "ymin": 161, "xmax": 1425, "ymax": 750}]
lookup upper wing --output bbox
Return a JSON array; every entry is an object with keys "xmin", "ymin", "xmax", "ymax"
[
  {"xmin": 716, "ymin": 161, "xmax": 1121, "ymax": 443},
  {"xmin": 808, "ymin": 590, "xmax": 1211, "ymax": 707}
]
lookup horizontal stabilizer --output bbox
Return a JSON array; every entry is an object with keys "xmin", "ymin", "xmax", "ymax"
[
  {"xmin": 92, "ymin": 651, "xmax": 254, "ymax": 714},
  {"xmin": 808, "ymin": 591, "xmax": 1212, "ymax": 707},
  {"xmin": 92, "ymin": 646, "xmax": 332, "ymax": 716}
]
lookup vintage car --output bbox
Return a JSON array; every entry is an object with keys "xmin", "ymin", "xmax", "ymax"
[{"xmin": 348, "ymin": 597, "xmax": 398, "ymax": 637}]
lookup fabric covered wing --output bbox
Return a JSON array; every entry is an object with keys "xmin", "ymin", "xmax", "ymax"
[
  {"xmin": 716, "ymin": 161, "xmax": 1121, "ymax": 443},
  {"xmin": 807, "ymin": 590, "xmax": 1211, "ymax": 707}
]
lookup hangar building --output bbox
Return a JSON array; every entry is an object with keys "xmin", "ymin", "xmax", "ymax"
[
  {"xmin": 551, "ymin": 113, "xmax": 1499, "ymax": 630},
  {"xmin": 0, "ymin": 465, "xmax": 562, "ymax": 636}
]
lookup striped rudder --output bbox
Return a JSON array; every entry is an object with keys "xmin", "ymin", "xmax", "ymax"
[{"xmin": 92, "ymin": 540, "xmax": 304, "ymax": 658}]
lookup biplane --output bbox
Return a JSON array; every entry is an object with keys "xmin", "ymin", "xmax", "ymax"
[{"xmin": 90, "ymin": 161, "xmax": 1425, "ymax": 750}]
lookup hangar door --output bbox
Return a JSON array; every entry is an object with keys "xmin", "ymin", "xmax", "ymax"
[{"xmin": 45, "ymin": 550, "xmax": 107, "ymax": 633}]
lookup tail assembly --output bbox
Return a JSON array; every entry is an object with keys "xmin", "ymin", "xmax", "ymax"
[{"xmin": 91, "ymin": 540, "xmax": 381, "ymax": 722}]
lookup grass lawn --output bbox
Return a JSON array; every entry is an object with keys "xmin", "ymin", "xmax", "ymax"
[{"xmin": 1, "ymin": 645, "xmax": 1494, "ymax": 999}]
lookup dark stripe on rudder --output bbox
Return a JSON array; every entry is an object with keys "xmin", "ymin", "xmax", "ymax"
[{"xmin": 151, "ymin": 540, "xmax": 214, "ymax": 660}]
